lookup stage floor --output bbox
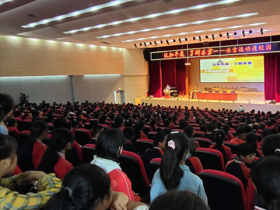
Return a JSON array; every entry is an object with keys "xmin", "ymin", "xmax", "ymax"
[{"xmin": 138, "ymin": 96, "xmax": 280, "ymax": 113}]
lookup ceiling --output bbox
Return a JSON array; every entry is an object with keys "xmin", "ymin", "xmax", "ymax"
[{"xmin": 0, "ymin": 0, "xmax": 279, "ymax": 49}]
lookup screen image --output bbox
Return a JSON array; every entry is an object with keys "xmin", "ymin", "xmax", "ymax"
[{"xmin": 200, "ymin": 56, "xmax": 264, "ymax": 83}]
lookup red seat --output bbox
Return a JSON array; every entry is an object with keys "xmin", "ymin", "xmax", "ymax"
[
  {"xmin": 119, "ymin": 150, "xmax": 150, "ymax": 197},
  {"xmin": 18, "ymin": 130, "xmax": 30, "ymax": 149},
  {"xmin": 172, "ymin": 129, "xmax": 184, "ymax": 132},
  {"xmin": 144, "ymin": 149, "xmax": 163, "ymax": 181},
  {"xmin": 147, "ymin": 131, "xmax": 157, "ymax": 140},
  {"xmin": 143, "ymin": 125, "xmax": 152, "ymax": 135},
  {"xmin": 148, "ymin": 158, "xmax": 161, "ymax": 181},
  {"xmin": 194, "ymin": 137, "xmax": 213, "ymax": 148},
  {"xmin": 135, "ymin": 139, "xmax": 154, "ymax": 155},
  {"xmin": 224, "ymin": 142, "xmax": 239, "ymax": 155},
  {"xmin": 75, "ymin": 128, "xmax": 93, "ymax": 146},
  {"xmin": 186, "ymin": 156, "xmax": 203, "ymax": 175},
  {"xmin": 65, "ymin": 141, "xmax": 83, "ymax": 167},
  {"xmin": 8, "ymin": 127, "xmax": 20, "ymax": 141},
  {"xmin": 82, "ymin": 145, "xmax": 96, "ymax": 163},
  {"xmin": 199, "ymin": 170, "xmax": 246, "ymax": 210},
  {"xmin": 194, "ymin": 141, "xmax": 200, "ymax": 148},
  {"xmin": 193, "ymin": 131, "xmax": 206, "ymax": 138},
  {"xmin": 193, "ymin": 148, "xmax": 225, "ymax": 171}
]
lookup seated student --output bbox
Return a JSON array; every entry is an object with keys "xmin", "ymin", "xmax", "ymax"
[
  {"xmin": 261, "ymin": 134, "xmax": 280, "ymax": 157},
  {"xmin": 91, "ymin": 129, "xmax": 136, "ymax": 201},
  {"xmin": 210, "ymin": 129, "xmax": 232, "ymax": 165},
  {"xmin": 99, "ymin": 115, "xmax": 110, "ymax": 128},
  {"xmin": 0, "ymin": 93, "xmax": 14, "ymax": 135},
  {"xmin": 226, "ymin": 142, "xmax": 256, "ymax": 189},
  {"xmin": 45, "ymin": 164, "xmax": 146, "ymax": 210},
  {"xmin": 71, "ymin": 120, "xmax": 80, "ymax": 130},
  {"xmin": 147, "ymin": 191, "xmax": 209, "ymax": 210},
  {"xmin": 0, "ymin": 134, "xmax": 61, "ymax": 210},
  {"xmin": 6, "ymin": 119, "xmax": 18, "ymax": 129},
  {"xmin": 201, "ymin": 123, "xmax": 215, "ymax": 141},
  {"xmin": 230, "ymin": 126, "xmax": 246, "ymax": 144},
  {"xmin": 152, "ymin": 132, "xmax": 166, "ymax": 156},
  {"xmin": 18, "ymin": 120, "xmax": 48, "ymax": 171},
  {"xmin": 184, "ymin": 126, "xmax": 197, "ymax": 156},
  {"xmin": 132, "ymin": 120, "xmax": 147, "ymax": 145},
  {"xmin": 251, "ymin": 156, "xmax": 280, "ymax": 210},
  {"xmin": 150, "ymin": 132, "xmax": 207, "ymax": 203},
  {"xmin": 123, "ymin": 127, "xmax": 137, "ymax": 153},
  {"xmin": 87, "ymin": 125, "xmax": 104, "ymax": 145},
  {"xmin": 114, "ymin": 115, "xmax": 124, "ymax": 130},
  {"xmin": 162, "ymin": 127, "xmax": 172, "ymax": 135},
  {"xmin": 223, "ymin": 124, "xmax": 234, "ymax": 140},
  {"xmin": 38, "ymin": 128, "xmax": 74, "ymax": 180},
  {"xmin": 245, "ymin": 132, "xmax": 263, "ymax": 158},
  {"xmin": 178, "ymin": 119, "xmax": 188, "ymax": 130},
  {"xmin": 24, "ymin": 112, "xmax": 33, "ymax": 121}
]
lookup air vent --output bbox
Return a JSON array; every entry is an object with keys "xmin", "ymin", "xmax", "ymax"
[
  {"xmin": 28, "ymin": 14, "xmax": 36, "ymax": 18},
  {"xmin": 101, "ymin": 41, "xmax": 110, "ymax": 45}
]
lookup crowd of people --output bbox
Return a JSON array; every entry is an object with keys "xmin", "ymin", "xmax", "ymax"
[{"xmin": 0, "ymin": 92, "xmax": 280, "ymax": 210}]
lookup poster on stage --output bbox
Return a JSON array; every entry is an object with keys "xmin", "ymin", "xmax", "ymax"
[{"xmin": 200, "ymin": 56, "xmax": 264, "ymax": 83}]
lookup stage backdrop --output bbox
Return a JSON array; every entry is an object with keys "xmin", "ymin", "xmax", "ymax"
[{"xmin": 149, "ymin": 59, "xmax": 186, "ymax": 97}]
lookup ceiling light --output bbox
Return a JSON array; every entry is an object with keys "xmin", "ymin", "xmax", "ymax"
[
  {"xmin": 160, "ymin": 41, "xmax": 163, "ymax": 44},
  {"xmin": 166, "ymin": 40, "xmax": 169, "ymax": 45},
  {"xmin": 249, "ymin": 29, "xmax": 252, "ymax": 34},
  {"xmin": 212, "ymin": 34, "xmax": 215, "ymax": 40},
  {"xmin": 242, "ymin": 30, "xmax": 245, "ymax": 37},
  {"xmin": 122, "ymin": 22, "xmax": 267, "ymax": 42},
  {"xmin": 205, "ymin": 35, "xmax": 209, "ymax": 39},
  {"xmin": 193, "ymin": 36, "xmax": 196, "ymax": 40},
  {"xmin": 185, "ymin": 38, "xmax": 188, "ymax": 41},
  {"xmin": 134, "ymin": 43, "xmax": 137, "ymax": 48},
  {"xmin": 97, "ymin": 13, "xmax": 259, "ymax": 38},
  {"xmin": 173, "ymin": 39, "xmax": 176, "ymax": 42},
  {"xmin": 140, "ymin": 43, "xmax": 142, "ymax": 46},
  {"xmin": 219, "ymin": 33, "xmax": 223, "ymax": 37},
  {"xmin": 179, "ymin": 38, "xmax": 182, "ymax": 43},
  {"xmin": 199, "ymin": 36, "xmax": 202, "ymax": 41},
  {"xmin": 234, "ymin": 31, "xmax": 237, "ymax": 35},
  {"xmin": 149, "ymin": 42, "xmax": 152, "ymax": 45},
  {"xmin": 0, "ymin": 0, "xmax": 13, "ymax": 6},
  {"xmin": 144, "ymin": 42, "xmax": 147, "ymax": 47},
  {"xmin": 260, "ymin": 28, "xmax": 263, "ymax": 35},
  {"xmin": 227, "ymin": 32, "xmax": 230, "ymax": 38},
  {"xmin": 21, "ymin": 0, "xmax": 134, "ymax": 28},
  {"xmin": 154, "ymin": 41, "xmax": 157, "ymax": 46}
]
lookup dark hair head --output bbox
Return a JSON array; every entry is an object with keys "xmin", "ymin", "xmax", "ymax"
[
  {"xmin": 262, "ymin": 129, "xmax": 272, "ymax": 138},
  {"xmin": 244, "ymin": 125, "xmax": 252, "ymax": 134},
  {"xmin": 114, "ymin": 115, "xmax": 124, "ymax": 128},
  {"xmin": 0, "ymin": 134, "xmax": 17, "ymax": 161},
  {"xmin": 223, "ymin": 124, "xmax": 230, "ymax": 133},
  {"xmin": 13, "ymin": 111, "xmax": 21, "ymax": 118},
  {"xmin": 262, "ymin": 134, "xmax": 280, "ymax": 157},
  {"xmin": 163, "ymin": 127, "xmax": 171, "ymax": 135},
  {"xmin": 71, "ymin": 120, "xmax": 80, "ymax": 128},
  {"xmin": 184, "ymin": 126, "xmax": 194, "ymax": 138},
  {"xmin": 179, "ymin": 119, "xmax": 187, "ymax": 130},
  {"xmin": 30, "ymin": 120, "xmax": 48, "ymax": 144},
  {"xmin": 237, "ymin": 142, "xmax": 256, "ymax": 158},
  {"xmin": 216, "ymin": 122, "xmax": 222, "ymax": 129},
  {"xmin": 214, "ymin": 129, "xmax": 226, "ymax": 146},
  {"xmin": 236, "ymin": 126, "xmax": 245, "ymax": 136},
  {"xmin": 153, "ymin": 132, "xmax": 166, "ymax": 146},
  {"xmin": 251, "ymin": 156, "xmax": 280, "ymax": 210},
  {"xmin": 53, "ymin": 118, "xmax": 71, "ymax": 130},
  {"xmin": 149, "ymin": 191, "xmax": 209, "ymax": 210},
  {"xmin": 96, "ymin": 129, "xmax": 125, "ymax": 161},
  {"xmin": 6, "ymin": 118, "xmax": 17, "ymax": 127},
  {"xmin": 160, "ymin": 132, "xmax": 189, "ymax": 190},
  {"xmin": 206, "ymin": 123, "xmax": 215, "ymax": 132},
  {"xmin": 99, "ymin": 115, "xmax": 106, "ymax": 124},
  {"xmin": 252, "ymin": 124, "xmax": 259, "ymax": 132},
  {"xmin": 245, "ymin": 132, "xmax": 258, "ymax": 149},
  {"xmin": 38, "ymin": 128, "xmax": 74, "ymax": 173},
  {"xmin": 45, "ymin": 164, "xmax": 111, "ymax": 210},
  {"xmin": 0, "ymin": 93, "xmax": 14, "ymax": 121},
  {"xmin": 163, "ymin": 119, "xmax": 170, "ymax": 127},
  {"xmin": 123, "ymin": 127, "xmax": 135, "ymax": 140},
  {"xmin": 93, "ymin": 125, "xmax": 103, "ymax": 137}
]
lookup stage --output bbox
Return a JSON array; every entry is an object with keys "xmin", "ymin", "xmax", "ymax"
[{"xmin": 138, "ymin": 96, "xmax": 280, "ymax": 113}]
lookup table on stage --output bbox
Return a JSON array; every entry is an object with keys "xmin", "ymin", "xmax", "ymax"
[{"xmin": 196, "ymin": 92, "xmax": 238, "ymax": 101}]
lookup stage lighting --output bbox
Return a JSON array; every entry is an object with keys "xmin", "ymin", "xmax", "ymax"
[
  {"xmin": 144, "ymin": 42, "xmax": 147, "ymax": 47},
  {"xmin": 185, "ymin": 38, "xmax": 188, "ymax": 41},
  {"xmin": 173, "ymin": 39, "xmax": 176, "ymax": 42},
  {"xmin": 166, "ymin": 40, "xmax": 169, "ymax": 45},
  {"xmin": 242, "ymin": 30, "xmax": 245, "ymax": 37},
  {"xmin": 219, "ymin": 33, "xmax": 222, "ymax": 37},
  {"xmin": 179, "ymin": 38, "xmax": 181, "ymax": 43},
  {"xmin": 140, "ymin": 43, "xmax": 142, "ymax": 46},
  {"xmin": 199, "ymin": 36, "xmax": 201, "ymax": 41},
  {"xmin": 212, "ymin": 34, "xmax": 215, "ymax": 40},
  {"xmin": 149, "ymin": 41, "xmax": 152, "ymax": 45},
  {"xmin": 260, "ymin": 28, "xmax": 263, "ymax": 35},
  {"xmin": 134, "ymin": 43, "xmax": 137, "ymax": 48},
  {"xmin": 160, "ymin": 40, "xmax": 163, "ymax": 44},
  {"xmin": 205, "ymin": 35, "xmax": 208, "ymax": 39},
  {"xmin": 154, "ymin": 41, "xmax": 157, "ymax": 46},
  {"xmin": 249, "ymin": 29, "xmax": 252, "ymax": 34},
  {"xmin": 193, "ymin": 36, "xmax": 196, "ymax": 40},
  {"xmin": 227, "ymin": 32, "xmax": 229, "ymax": 38},
  {"xmin": 234, "ymin": 31, "xmax": 237, "ymax": 36}
]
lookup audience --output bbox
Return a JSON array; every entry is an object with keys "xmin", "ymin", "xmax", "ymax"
[
  {"xmin": 184, "ymin": 126, "xmax": 197, "ymax": 155},
  {"xmin": 230, "ymin": 126, "xmax": 246, "ymax": 144},
  {"xmin": 261, "ymin": 134, "xmax": 280, "ymax": 157},
  {"xmin": 245, "ymin": 132, "xmax": 263, "ymax": 158},
  {"xmin": 152, "ymin": 132, "xmax": 166, "ymax": 156},
  {"xmin": 0, "ymin": 134, "xmax": 61, "ymax": 210},
  {"xmin": 0, "ymin": 93, "xmax": 14, "ymax": 135},
  {"xmin": 123, "ymin": 127, "xmax": 137, "ymax": 153},
  {"xmin": 38, "ymin": 128, "xmax": 74, "ymax": 180},
  {"xmin": 201, "ymin": 123, "xmax": 215, "ymax": 141},
  {"xmin": 150, "ymin": 132, "xmax": 207, "ymax": 203}
]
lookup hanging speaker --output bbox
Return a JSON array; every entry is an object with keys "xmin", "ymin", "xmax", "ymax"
[{"xmin": 143, "ymin": 50, "xmax": 151, "ymax": 61}]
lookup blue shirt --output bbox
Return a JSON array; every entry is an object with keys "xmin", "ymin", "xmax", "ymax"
[
  {"xmin": 0, "ymin": 124, "xmax": 8, "ymax": 135},
  {"xmin": 150, "ymin": 164, "xmax": 208, "ymax": 204}
]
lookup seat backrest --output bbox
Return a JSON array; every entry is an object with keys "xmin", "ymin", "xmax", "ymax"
[
  {"xmin": 66, "ymin": 141, "xmax": 83, "ymax": 167},
  {"xmin": 147, "ymin": 131, "xmax": 157, "ymax": 140},
  {"xmin": 118, "ymin": 150, "xmax": 150, "ymax": 197},
  {"xmin": 19, "ymin": 120, "xmax": 31, "ymax": 131},
  {"xmin": 143, "ymin": 126, "xmax": 152, "ymax": 135},
  {"xmin": 75, "ymin": 128, "xmax": 93, "ymax": 146},
  {"xmin": 193, "ymin": 131, "xmax": 206, "ymax": 138},
  {"xmin": 194, "ymin": 138, "xmax": 213, "ymax": 148},
  {"xmin": 193, "ymin": 148, "xmax": 225, "ymax": 171},
  {"xmin": 185, "ymin": 156, "xmax": 203, "ymax": 175},
  {"xmin": 199, "ymin": 170, "xmax": 246, "ymax": 210},
  {"xmin": 144, "ymin": 149, "xmax": 163, "ymax": 181},
  {"xmin": 8, "ymin": 127, "xmax": 20, "ymax": 140},
  {"xmin": 135, "ymin": 139, "xmax": 154, "ymax": 155},
  {"xmin": 148, "ymin": 158, "xmax": 161, "ymax": 181},
  {"xmin": 82, "ymin": 146, "xmax": 95, "ymax": 163},
  {"xmin": 224, "ymin": 142, "xmax": 239, "ymax": 155},
  {"xmin": 18, "ymin": 130, "xmax": 31, "ymax": 149}
]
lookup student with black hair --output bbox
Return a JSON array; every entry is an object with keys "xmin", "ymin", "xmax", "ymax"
[
  {"xmin": 223, "ymin": 124, "xmax": 234, "ymax": 140},
  {"xmin": 261, "ymin": 129, "xmax": 272, "ymax": 140},
  {"xmin": 123, "ymin": 127, "xmax": 137, "ymax": 153},
  {"xmin": 0, "ymin": 93, "xmax": 14, "ymax": 135},
  {"xmin": 251, "ymin": 156, "xmax": 280, "ymax": 210},
  {"xmin": 133, "ymin": 120, "xmax": 147, "ymax": 144},
  {"xmin": 18, "ymin": 120, "xmax": 48, "ymax": 171},
  {"xmin": 46, "ymin": 164, "xmax": 147, "ymax": 210},
  {"xmin": 201, "ymin": 123, "xmax": 215, "ymax": 141},
  {"xmin": 91, "ymin": 129, "xmax": 136, "ymax": 201},
  {"xmin": 114, "ymin": 115, "xmax": 124, "ymax": 130},
  {"xmin": 150, "ymin": 132, "xmax": 207, "ymax": 203},
  {"xmin": 245, "ymin": 132, "xmax": 263, "ymax": 158},
  {"xmin": 6, "ymin": 118, "xmax": 18, "ymax": 129},
  {"xmin": 147, "ymin": 191, "xmax": 209, "ymax": 210},
  {"xmin": 71, "ymin": 120, "xmax": 80, "ymax": 130},
  {"xmin": 244, "ymin": 125, "xmax": 252, "ymax": 134},
  {"xmin": 38, "ymin": 128, "xmax": 74, "ymax": 180},
  {"xmin": 0, "ymin": 134, "xmax": 61, "ymax": 210},
  {"xmin": 230, "ymin": 126, "xmax": 246, "ymax": 144},
  {"xmin": 226, "ymin": 142, "xmax": 256, "ymax": 189},
  {"xmin": 153, "ymin": 132, "xmax": 166, "ymax": 156},
  {"xmin": 261, "ymin": 134, "xmax": 280, "ymax": 157},
  {"xmin": 210, "ymin": 129, "xmax": 232, "ymax": 165},
  {"xmin": 184, "ymin": 126, "xmax": 196, "ymax": 156}
]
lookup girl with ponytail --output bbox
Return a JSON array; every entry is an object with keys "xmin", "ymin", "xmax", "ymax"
[
  {"xmin": 38, "ymin": 128, "xmax": 74, "ymax": 180},
  {"xmin": 150, "ymin": 132, "xmax": 207, "ymax": 203},
  {"xmin": 251, "ymin": 156, "xmax": 280, "ymax": 210},
  {"xmin": 210, "ymin": 129, "xmax": 232, "ymax": 164},
  {"xmin": 18, "ymin": 120, "xmax": 48, "ymax": 171}
]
